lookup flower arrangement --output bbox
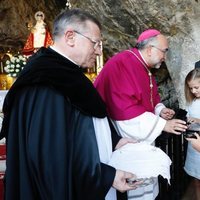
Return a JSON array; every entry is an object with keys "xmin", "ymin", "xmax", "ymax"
[{"xmin": 4, "ymin": 54, "xmax": 27, "ymax": 77}]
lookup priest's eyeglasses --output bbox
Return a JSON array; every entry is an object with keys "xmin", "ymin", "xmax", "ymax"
[
  {"xmin": 151, "ymin": 45, "xmax": 168, "ymax": 54},
  {"xmin": 74, "ymin": 31, "xmax": 102, "ymax": 51}
]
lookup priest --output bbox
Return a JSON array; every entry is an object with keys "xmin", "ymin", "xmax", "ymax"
[{"xmin": 0, "ymin": 9, "xmax": 139, "ymax": 200}]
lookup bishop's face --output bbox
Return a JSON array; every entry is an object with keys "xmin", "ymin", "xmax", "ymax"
[{"xmin": 149, "ymin": 35, "xmax": 169, "ymax": 69}]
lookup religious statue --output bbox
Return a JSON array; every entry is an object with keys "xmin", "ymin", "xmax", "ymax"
[{"xmin": 22, "ymin": 11, "xmax": 53, "ymax": 56}]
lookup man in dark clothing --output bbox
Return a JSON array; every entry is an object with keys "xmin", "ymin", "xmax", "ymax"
[
  {"xmin": 195, "ymin": 60, "xmax": 200, "ymax": 69},
  {"xmin": 0, "ymin": 9, "xmax": 138, "ymax": 200}
]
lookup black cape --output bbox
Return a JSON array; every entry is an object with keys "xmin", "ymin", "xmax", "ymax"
[{"xmin": 1, "ymin": 47, "xmax": 127, "ymax": 200}]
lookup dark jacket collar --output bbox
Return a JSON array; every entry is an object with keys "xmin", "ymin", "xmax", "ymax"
[{"xmin": 1, "ymin": 47, "xmax": 106, "ymax": 138}]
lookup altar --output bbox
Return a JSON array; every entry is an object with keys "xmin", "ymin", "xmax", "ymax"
[{"xmin": 0, "ymin": 90, "xmax": 7, "ymax": 200}]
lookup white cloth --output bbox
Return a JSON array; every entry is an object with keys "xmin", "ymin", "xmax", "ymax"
[
  {"xmin": 109, "ymin": 142, "xmax": 171, "ymax": 182},
  {"xmin": 109, "ymin": 142, "xmax": 171, "ymax": 200},
  {"xmin": 0, "ymin": 90, "xmax": 8, "ymax": 112},
  {"xmin": 111, "ymin": 108, "xmax": 168, "ymax": 200},
  {"xmin": 128, "ymin": 181, "xmax": 159, "ymax": 200},
  {"xmin": 0, "ymin": 90, "xmax": 7, "ymax": 144},
  {"xmin": 184, "ymin": 99, "xmax": 200, "ymax": 179},
  {"xmin": 0, "ymin": 91, "xmax": 6, "ymax": 173},
  {"xmin": 154, "ymin": 103, "xmax": 166, "ymax": 116},
  {"xmin": 112, "ymin": 111, "xmax": 166, "ymax": 144},
  {"xmin": 93, "ymin": 117, "xmax": 117, "ymax": 200}
]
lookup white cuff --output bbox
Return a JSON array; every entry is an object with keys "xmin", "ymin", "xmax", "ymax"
[{"xmin": 154, "ymin": 103, "xmax": 166, "ymax": 116}]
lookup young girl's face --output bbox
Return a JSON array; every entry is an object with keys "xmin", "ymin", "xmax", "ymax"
[{"xmin": 188, "ymin": 78, "xmax": 200, "ymax": 98}]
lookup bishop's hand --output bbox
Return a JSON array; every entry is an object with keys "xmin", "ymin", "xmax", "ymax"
[
  {"xmin": 160, "ymin": 107, "xmax": 175, "ymax": 120},
  {"xmin": 163, "ymin": 119, "xmax": 187, "ymax": 134},
  {"xmin": 114, "ymin": 138, "xmax": 137, "ymax": 150}
]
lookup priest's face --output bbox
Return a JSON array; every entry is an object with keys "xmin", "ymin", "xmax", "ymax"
[
  {"xmin": 149, "ymin": 35, "xmax": 168, "ymax": 69},
  {"xmin": 74, "ymin": 21, "xmax": 102, "ymax": 68}
]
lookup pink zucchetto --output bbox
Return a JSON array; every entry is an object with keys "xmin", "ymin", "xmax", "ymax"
[{"xmin": 136, "ymin": 29, "xmax": 161, "ymax": 43}]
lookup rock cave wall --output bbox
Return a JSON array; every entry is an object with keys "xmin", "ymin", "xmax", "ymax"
[{"xmin": 0, "ymin": 0, "xmax": 200, "ymax": 109}]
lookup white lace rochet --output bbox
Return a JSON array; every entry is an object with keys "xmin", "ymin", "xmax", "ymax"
[{"xmin": 109, "ymin": 142, "xmax": 172, "ymax": 184}]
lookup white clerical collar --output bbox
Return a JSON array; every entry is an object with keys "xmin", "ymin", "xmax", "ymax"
[
  {"xmin": 50, "ymin": 46, "xmax": 79, "ymax": 66},
  {"xmin": 138, "ymin": 50, "xmax": 149, "ymax": 67}
]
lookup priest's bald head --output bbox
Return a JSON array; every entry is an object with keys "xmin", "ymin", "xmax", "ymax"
[{"xmin": 135, "ymin": 29, "xmax": 169, "ymax": 69}]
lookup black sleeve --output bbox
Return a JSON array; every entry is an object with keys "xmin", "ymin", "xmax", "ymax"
[
  {"xmin": 5, "ymin": 87, "xmax": 116, "ymax": 200},
  {"xmin": 100, "ymin": 163, "xmax": 116, "ymax": 194},
  {"xmin": 107, "ymin": 118, "xmax": 122, "ymax": 151},
  {"xmin": 101, "ymin": 163, "xmax": 128, "ymax": 200},
  {"xmin": 107, "ymin": 119, "xmax": 128, "ymax": 200}
]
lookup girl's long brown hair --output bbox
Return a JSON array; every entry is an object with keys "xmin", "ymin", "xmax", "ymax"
[{"xmin": 185, "ymin": 68, "xmax": 200, "ymax": 104}]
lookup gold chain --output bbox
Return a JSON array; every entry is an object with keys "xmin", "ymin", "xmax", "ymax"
[{"xmin": 126, "ymin": 50, "xmax": 154, "ymax": 108}]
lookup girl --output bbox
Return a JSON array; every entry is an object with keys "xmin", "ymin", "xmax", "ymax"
[{"xmin": 184, "ymin": 68, "xmax": 200, "ymax": 199}]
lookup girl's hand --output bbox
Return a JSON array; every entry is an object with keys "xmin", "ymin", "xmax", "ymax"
[
  {"xmin": 186, "ymin": 133, "xmax": 200, "ymax": 152},
  {"xmin": 187, "ymin": 117, "xmax": 200, "ymax": 124}
]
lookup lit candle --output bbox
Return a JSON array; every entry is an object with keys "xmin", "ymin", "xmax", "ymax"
[
  {"xmin": 96, "ymin": 56, "xmax": 100, "ymax": 69},
  {"xmin": 100, "ymin": 54, "xmax": 103, "ymax": 67}
]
